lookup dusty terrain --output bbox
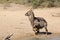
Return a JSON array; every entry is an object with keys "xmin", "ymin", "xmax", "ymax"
[{"xmin": 0, "ymin": 3, "xmax": 60, "ymax": 40}]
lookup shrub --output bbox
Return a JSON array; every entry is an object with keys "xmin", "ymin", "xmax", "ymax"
[{"xmin": 0, "ymin": 0, "xmax": 60, "ymax": 8}]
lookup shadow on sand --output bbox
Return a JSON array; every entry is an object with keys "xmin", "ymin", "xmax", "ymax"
[
  {"xmin": 20, "ymin": 32, "xmax": 52, "ymax": 40},
  {"xmin": 36, "ymin": 32, "xmax": 52, "ymax": 35}
]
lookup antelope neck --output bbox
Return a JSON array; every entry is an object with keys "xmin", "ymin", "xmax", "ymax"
[{"xmin": 28, "ymin": 14, "xmax": 35, "ymax": 26}]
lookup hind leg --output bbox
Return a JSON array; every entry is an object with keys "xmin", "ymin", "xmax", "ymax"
[{"xmin": 45, "ymin": 27, "xmax": 48, "ymax": 34}]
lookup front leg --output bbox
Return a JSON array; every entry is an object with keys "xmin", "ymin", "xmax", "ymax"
[
  {"xmin": 36, "ymin": 29, "xmax": 39, "ymax": 33},
  {"xmin": 33, "ymin": 27, "xmax": 39, "ymax": 35},
  {"xmin": 33, "ymin": 27, "xmax": 37, "ymax": 34}
]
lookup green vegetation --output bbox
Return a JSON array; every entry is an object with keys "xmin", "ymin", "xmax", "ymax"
[{"xmin": 0, "ymin": 0, "xmax": 60, "ymax": 8}]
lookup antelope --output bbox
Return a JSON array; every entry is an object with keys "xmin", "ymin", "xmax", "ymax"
[{"xmin": 25, "ymin": 9, "xmax": 48, "ymax": 35}]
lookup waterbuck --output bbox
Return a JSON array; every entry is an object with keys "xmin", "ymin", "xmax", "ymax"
[{"xmin": 25, "ymin": 9, "xmax": 48, "ymax": 35}]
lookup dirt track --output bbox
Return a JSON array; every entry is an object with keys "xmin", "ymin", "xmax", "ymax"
[{"xmin": 0, "ymin": 4, "xmax": 60, "ymax": 40}]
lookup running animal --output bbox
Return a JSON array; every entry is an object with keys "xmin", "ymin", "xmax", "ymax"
[{"xmin": 25, "ymin": 9, "xmax": 48, "ymax": 35}]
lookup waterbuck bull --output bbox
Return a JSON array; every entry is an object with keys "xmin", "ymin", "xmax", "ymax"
[{"xmin": 25, "ymin": 9, "xmax": 48, "ymax": 35}]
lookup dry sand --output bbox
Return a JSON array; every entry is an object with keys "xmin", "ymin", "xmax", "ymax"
[{"xmin": 0, "ymin": 3, "xmax": 60, "ymax": 40}]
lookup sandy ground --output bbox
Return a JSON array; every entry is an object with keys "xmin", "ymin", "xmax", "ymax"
[{"xmin": 0, "ymin": 3, "xmax": 60, "ymax": 40}]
